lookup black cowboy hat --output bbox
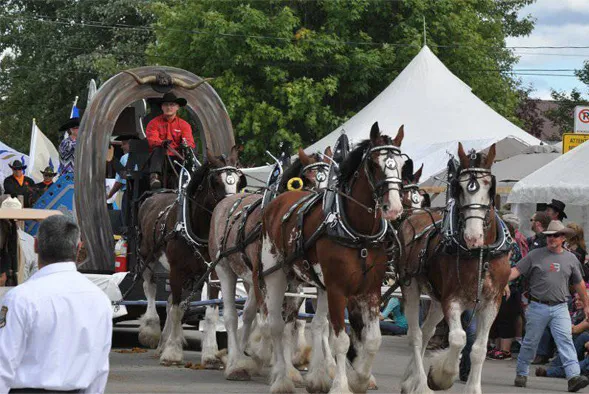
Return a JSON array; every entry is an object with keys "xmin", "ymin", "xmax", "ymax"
[
  {"xmin": 546, "ymin": 199, "xmax": 567, "ymax": 219},
  {"xmin": 113, "ymin": 134, "xmax": 139, "ymax": 142},
  {"xmin": 9, "ymin": 160, "xmax": 26, "ymax": 170},
  {"xmin": 40, "ymin": 166, "xmax": 57, "ymax": 177},
  {"xmin": 58, "ymin": 117, "xmax": 81, "ymax": 132},
  {"xmin": 157, "ymin": 92, "xmax": 187, "ymax": 107}
]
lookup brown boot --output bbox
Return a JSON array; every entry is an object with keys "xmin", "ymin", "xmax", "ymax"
[
  {"xmin": 150, "ymin": 173, "xmax": 161, "ymax": 190},
  {"xmin": 535, "ymin": 367, "xmax": 547, "ymax": 377}
]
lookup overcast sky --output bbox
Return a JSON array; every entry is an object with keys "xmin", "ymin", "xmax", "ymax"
[{"xmin": 507, "ymin": 0, "xmax": 589, "ymax": 99}]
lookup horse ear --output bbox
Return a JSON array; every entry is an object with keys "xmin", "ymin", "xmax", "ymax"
[
  {"xmin": 298, "ymin": 148, "xmax": 313, "ymax": 166},
  {"xmin": 414, "ymin": 164, "xmax": 423, "ymax": 183},
  {"xmin": 229, "ymin": 145, "xmax": 241, "ymax": 164},
  {"xmin": 323, "ymin": 146, "xmax": 333, "ymax": 163},
  {"xmin": 484, "ymin": 143, "xmax": 496, "ymax": 168},
  {"xmin": 206, "ymin": 150, "xmax": 223, "ymax": 167},
  {"xmin": 370, "ymin": 122, "xmax": 380, "ymax": 141},
  {"xmin": 457, "ymin": 142, "xmax": 468, "ymax": 167},
  {"xmin": 392, "ymin": 124, "xmax": 404, "ymax": 147}
]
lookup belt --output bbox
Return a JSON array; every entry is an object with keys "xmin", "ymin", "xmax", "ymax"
[
  {"xmin": 530, "ymin": 296, "xmax": 565, "ymax": 306},
  {"xmin": 10, "ymin": 389, "xmax": 81, "ymax": 393}
]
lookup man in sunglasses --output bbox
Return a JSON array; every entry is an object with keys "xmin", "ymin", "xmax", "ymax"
[{"xmin": 508, "ymin": 220, "xmax": 589, "ymax": 392}]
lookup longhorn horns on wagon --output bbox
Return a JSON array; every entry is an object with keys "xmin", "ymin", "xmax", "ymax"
[{"xmin": 123, "ymin": 70, "xmax": 213, "ymax": 90}]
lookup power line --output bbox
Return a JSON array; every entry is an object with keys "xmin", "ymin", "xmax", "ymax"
[{"xmin": 3, "ymin": 14, "xmax": 589, "ymax": 51}]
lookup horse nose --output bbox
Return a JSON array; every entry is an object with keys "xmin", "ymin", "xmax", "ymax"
[
  {"xmin": 464, "ymin": 233, "xmax": 483, "ymax": 248},
  {"xmin": 382, "ymin": 204, "xmax": 402, "ymax": 220}
]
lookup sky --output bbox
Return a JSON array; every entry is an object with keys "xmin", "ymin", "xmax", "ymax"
[{"xmin": 506, "ymin": 0, "xmax": 589, "ymax": 99}]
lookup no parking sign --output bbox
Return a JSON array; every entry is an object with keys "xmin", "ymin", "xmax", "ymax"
[{"xmin": 574, "ymin": 106, "xmax": 589, "ymax": 133}]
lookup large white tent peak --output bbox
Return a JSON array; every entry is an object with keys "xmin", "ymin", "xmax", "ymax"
[{"xmin": 306, "ymin": 45, "xmax": 540, "ymax": 181}]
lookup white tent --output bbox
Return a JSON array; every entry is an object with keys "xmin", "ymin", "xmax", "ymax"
[
  {"xmin": 508, "ymin": 141, "xmax": 589, "ymax": 239},
  {"xmin": 0, "ymin": 142, "xmax": 29, "ymax": 189},
  {"xmin": 423, "ymin": 144, "xmax": 561, "ymax": 207},
  {"xmin": 305, "ymin": 45, "xmax": 539, "ymax": 181}
]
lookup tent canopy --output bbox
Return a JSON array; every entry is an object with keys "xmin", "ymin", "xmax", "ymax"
[
  {"xmin": 306, "ymin": 45, "xmax": 539, "ymax": 181},
  {"xmin": 422, "ymin": 144, "xmax": 560, "ymax": 207},
  {"xmin": 509, "ymin": 140, "xmax": 589, "ymax": 205}
]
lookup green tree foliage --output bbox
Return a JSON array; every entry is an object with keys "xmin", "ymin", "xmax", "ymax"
[
  {"xmin": 149, "ymin": 0, "xmax": 535, "ymax": 164},
  {"xmin": 546, "ymin": 89, "xmax": 588, "ymax": 137},
  {"xmin": 0, "ymin": 0, "xmax": 155, "ymax": 152}
]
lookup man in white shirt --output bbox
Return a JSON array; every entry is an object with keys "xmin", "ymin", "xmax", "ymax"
[{"xmin": 0, "ymin": 215, "xmax": 113, "ymax": 393}]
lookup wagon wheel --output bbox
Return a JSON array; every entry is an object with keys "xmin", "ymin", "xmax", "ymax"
[{"xmin": 75, "ymin": 66, "xmax": 235, "ymax": 270}]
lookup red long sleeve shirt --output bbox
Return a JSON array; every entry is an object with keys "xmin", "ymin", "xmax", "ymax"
[{"xmin": 146, "ymin": 114, "xmax": 196, "ymax": 154}]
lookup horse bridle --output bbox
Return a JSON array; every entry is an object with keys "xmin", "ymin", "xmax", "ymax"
[
  {"xmin": 455, "ymin": 167, "xmax": 494, "ymax": 227},
  {"xmin": 207, "ymin": 165, "xmax": 243, "ymax": 198},
  {"xmin": 357, "ymin": 144, "xmax": 404, "ymax": 207},
  {"xmin": 300, "ymin": 162, "xmax": 330, "ymax": 186},
  {"xmin": 402, "ymin": 183, "xmax": 423, "ymax": 208}
]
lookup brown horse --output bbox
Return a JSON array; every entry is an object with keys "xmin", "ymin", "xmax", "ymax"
[
  {"xmin": 207, "ymin": 147, "xmax": 332, "ymax": 381},
  {"xmin": 258, "ymin": 122, "xmax": 405, "ymax": 393},
  {"xmin": 137, "ymin": 146, "xmax": 243, "ymax": 365},
  {"xmin": 401, "ymin": 159, "xmax": 424, "ymax": 210},
  {"xmin": 398, "ymin": 143, "xmax": 511, "ymax": 394}
]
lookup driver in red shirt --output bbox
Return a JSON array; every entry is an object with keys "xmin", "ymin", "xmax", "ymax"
[{"xmin": 146, "ymin": 92, "xmax": 195, "ymax": 189}]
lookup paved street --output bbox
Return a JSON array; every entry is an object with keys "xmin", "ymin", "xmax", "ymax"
[{"xmin": 107, "ymin": 325, "xmax": 573, "ymax": 393}]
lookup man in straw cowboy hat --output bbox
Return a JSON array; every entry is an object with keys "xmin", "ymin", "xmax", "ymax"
[
  {"xmin": 3, "ymin": 160, "xmax": 35, "ymax": 208},
  {"xmin": 145, "ymin": 92, "xmax": 195, "ymax": 189},
  {"xmin": 508, "ymin": 220, "xmax": 589, "ymax": 392},
  {"xmin": 58, "ymin": 116, "xmax": 80, "ymax": 175}
]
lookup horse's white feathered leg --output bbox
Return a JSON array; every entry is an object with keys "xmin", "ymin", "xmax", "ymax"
[
  {"xmin": 159, "ymin": 304, "xmax": 186, "ymax": 365},
  {"xmin": 201, "ymin": 305, "xmax": 222, "ymax": 369},
  {"xmin": 138, "ymin": 264, "xmax": 161, "ymax": 349},
  {"xmin": 401, "ymin": 282, "xmax": 432, "ymax": 394},
  {"xmin": 427, "ymin": 301, "xmax": 465, "ymax": 391},
  {"xmin": 305, "ymin": 288, "xmax": 332, "ymax": 393},
  {"xmin": 464, "ymin": 300, "xmax": 498, "ymax": 394}
]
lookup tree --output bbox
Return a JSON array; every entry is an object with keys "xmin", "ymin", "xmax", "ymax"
[
  {"xmin": 149, "ymin": 0, "xmax": 536, "ymax": 164},
  {"xmin": 0, "ymin": 0, "xmax": 156, "ymax": 152},
  {"xmin": 545, "ymin": 89, "xmax": 588, "ymax": 137},
  {"xmin": 515, "ymin": 86, "xmax": 545, "ymax": 139}
]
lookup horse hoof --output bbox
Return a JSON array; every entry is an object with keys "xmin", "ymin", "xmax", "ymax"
[
  {"xmin": 160, "ymin": 359, "xmax": 183, "ymax": 367},
  {"xmin": 368, "ymin": 378, "xmax": 378, "ymax": 390},
  {"xmin": 203, "ymin": 359, "xmax": 224, "ymax": 370},
  {"xmin": 427, "ymin": 366, "xmax": 448, "ymax": 391},
  {"xmin": 226, "ymin": 369, "xmax": 251, "ymax": 381}
]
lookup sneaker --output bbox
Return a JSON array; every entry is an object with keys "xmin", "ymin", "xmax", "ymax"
[
  {"xmin": 150, "ymin": 173, "xmax": 161, "ymax": 190},
  {"xmin": 532, "ymin": 355, "xmax": 550, "ymax": 365},
  {"xmin": 536, "ymin": 367, "xmax": 547, "ymax": 377},
  {"xmin": 514, "ymin": 375, "xmax": 527, "ymax": 388},
  {"xmin": 487, "ymin": 350, "xmax": 512, "ymax": 360},
  {"xmin": 568, "ymin": 375, "xmax": 589, "ymax": 392}
]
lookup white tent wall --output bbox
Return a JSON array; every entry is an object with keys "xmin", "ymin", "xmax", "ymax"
[{"xmin": 509, "ymin": 141, "xmax": 589, "ymax": 247}]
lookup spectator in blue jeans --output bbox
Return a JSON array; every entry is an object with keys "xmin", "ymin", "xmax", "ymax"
[
  {"xmin": 379, "ymin": 297, "xmax": 407, "ymax": 335},
  {"xmin": 536, "ymin": 293, "xmax": 589, "ymax": 378},
  {"xmin": 508, "ymin": 220, "xmax": 589, "ymax": 392}
]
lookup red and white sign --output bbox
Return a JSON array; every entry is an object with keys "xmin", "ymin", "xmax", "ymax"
[{"xmin": 575, "ymin": 106, "xmax": 589, "ymax": 133}]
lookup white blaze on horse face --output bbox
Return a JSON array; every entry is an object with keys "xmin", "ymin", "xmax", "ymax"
[
  {"xmin": 460, "ymin": 174, "xmax": 492, "ymax": 249},
  {"xmin": 378, "ymin": 153, "xmax": 404, "ymax": 221},
  {"xmin": 221, "ymin": 171, "xmax": 239, "ymax": 195}
]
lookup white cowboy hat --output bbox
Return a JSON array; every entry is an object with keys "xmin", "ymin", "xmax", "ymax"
[
  {"xmin": 1, "ymin": 197, "xmax": 22, "ymax": 209},
  {"xmin": 542, "ymin": 220, "xmax": 575, "ymax": 236}
]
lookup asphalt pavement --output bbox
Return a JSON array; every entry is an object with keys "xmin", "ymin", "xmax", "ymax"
[{"xmin": 107, "ymin": 324, "xmax": 575, "ymax": 393}]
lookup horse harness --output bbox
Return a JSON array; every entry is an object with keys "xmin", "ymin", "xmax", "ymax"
[{"xmin": 260, "ymin": 144, "xmax": 404, "ymax": 289}]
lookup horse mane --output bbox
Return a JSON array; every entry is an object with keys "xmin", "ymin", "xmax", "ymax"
[
  {"xmin": 402, "ymin": 158, "xmax": 415, "ymax": 183},
  {"xmin": 338, "ymin": 135, "xmax": 392, "ymax": 185},
  {"xmin": 278, "ymin": 153, "xmax": 321, "ymax": 192}
]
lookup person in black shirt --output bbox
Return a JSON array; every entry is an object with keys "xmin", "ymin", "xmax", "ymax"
[
  {"xmin": 32, "ymin": 166, "xmax": 57, "ymax": 205},
  {"xmin": 3, "ymin": 160, "xmax": 35, "ymax": 208}
]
